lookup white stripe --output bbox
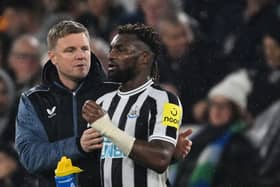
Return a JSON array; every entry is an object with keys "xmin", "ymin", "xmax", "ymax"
[
  {"xmin": 149, "ymin": 135, "xmax": 177, "ymax": 146},
  {"xmin": 147, "ymin": 169, "xmax": 167, "ymax": 187},
  {"xmin": 148, "ymin": 110, "xmax": 151, "ymax": 136},
  {"xmin": 122, "ymin": 158, "xmax": 134, "ymax": 187},
  {"xmin": 111, "ymin": 97, "xmax": 129, "ymax": 126},
  {"xmin": 97, "ymin": 91, "xmax": 118, "ymax": 111},
  {"xmin": 118, "ymin": 79, "xmax": 153, "ymax": 96},
  {"xmin": 149, "ymin": 87, "xmax": 170, "ymax": 140},
  {"xmin": 103, "ymin": 158, "xmax": 113, "ymax": 187}
]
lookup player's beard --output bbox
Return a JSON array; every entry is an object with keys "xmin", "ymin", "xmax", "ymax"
[{"xmin": 108, "ymin": 64, "xmax": 137, "ymax": 84}]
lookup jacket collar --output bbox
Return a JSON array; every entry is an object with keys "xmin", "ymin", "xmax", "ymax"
[{"xmin": 41, "ymin": 52, "xmax": 106, "ymax": 92}]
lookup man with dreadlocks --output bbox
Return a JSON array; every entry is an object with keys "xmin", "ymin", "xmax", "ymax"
[{"xmin": 82, "ymin": 23, "xmax": 192, "ymax": 187}]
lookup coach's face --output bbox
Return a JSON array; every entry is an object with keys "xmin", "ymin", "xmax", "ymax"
[
  {"xmin": 48, "ymin": 33, "xmax": 91, "ymax": 88},
  {"xmin": 108, "ymin": 34, "xmax": 145, "ymax": 83}
]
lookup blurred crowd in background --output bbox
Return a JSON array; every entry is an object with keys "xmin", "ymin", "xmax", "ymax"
[{"xmin": 1, "ymin": 0, "xmax": 280, "ymax": 186}]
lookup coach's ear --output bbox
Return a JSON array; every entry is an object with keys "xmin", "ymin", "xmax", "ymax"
[{"xmin": 48, "ymin": 50, "xmax": 57, "ymax": 65}]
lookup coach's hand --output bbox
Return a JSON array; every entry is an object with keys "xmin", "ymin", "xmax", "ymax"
[
  {"xmin": 82, "ymin": 100, "xmax": 105, "ymax": 123},
  {"xmin": 80, "ymin": 128, "xmax": 103, "ymax": 152}
]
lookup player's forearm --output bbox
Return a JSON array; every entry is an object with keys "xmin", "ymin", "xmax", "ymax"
[
  {"xmin": 89, "ymin": 114, "xmax": 135, "ymax": 155},
  {"xmin": 90, "ymin": 114, "xmax": 175, "ymax": 173},
  {"xmin": 129, "ymin": 139, "xmax": 175, "ymax": 173}
]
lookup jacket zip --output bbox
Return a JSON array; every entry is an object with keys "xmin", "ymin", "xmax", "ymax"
[
  {"xmin": 53, "ymin": 81, "xmax": 83, "ymax": 137},
  {"xmin": 72, "ymin": 91, "xmax": 78, "ymax": 137}
]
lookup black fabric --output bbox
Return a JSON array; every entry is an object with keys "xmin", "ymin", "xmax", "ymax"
[
  {"xmin": 157, "ymin": 42, "xmax": 221, "ymax": 124},
  {"xmin": 76, "ymin": 4, "xmax": 125, "ymax": 41},
  {"xmin": 135, "ymin": 98, "xmax": 150, "ymax": 141},
  {"xmin": 183, "ymin": 0, "xmax": 242, "ymax": 36},
  {"xmin": 247, "ymin": 68, "xmax": 280, "ymax": 117},
  {"xmin": 226, "ymin": 4, "xmax": 278, "ymax": 70},
  {"xmin": 107, "ymin": 94, "xmax": 121, "ymax": 118},
  {"xmin": 134, "ymin": 162, "xmax": 147, "ymax": 187},
  {"xmin": 111, "ymin": 158, "xmax": 123, "ymax": 187},
  {"xmin": 147, "ymin": 97, "xmax": 157, "ymax": 137}
]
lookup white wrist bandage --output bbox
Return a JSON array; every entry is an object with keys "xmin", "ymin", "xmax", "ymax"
[{"xmin": 90, "ymin": 114, "xmax": 136, "ymax": 156}]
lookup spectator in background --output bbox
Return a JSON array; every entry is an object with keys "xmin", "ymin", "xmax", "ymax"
[
  {"xmin": 117, "ymin": 0, "xmax": 179, "ymax": 28},
  {"xmin": 247, "ymin": 98, "xmax": 280, "ymax": 186},
  {"xmin": 210, "ymin": 0, "xmax": 278, "ymax": 70},
  {"xmin": 7, "ymin": 34, "xmax": 42, "ymax": 97},
  {"xmin": 0, "ymin": 0, "xmax": 41, "ymax": 38},
  {"xmin": 182, "ymin": 0, "xmax": 241, "ymax": 37},
  {"xmin": 174, "ymin": 70, "xmax": 259, "ymax": 187},
  {"xmin": 76, "ymin": 0, "xmax": 125, "ymax": 40},
  {"xmin": 246, "ymin": 22, "xmax": 280, "ymax": 117},
  {"xmin": 193, "ymin": 14, "xmax": 280, "ymax": 121},
  {"xmin": 0, "ymin": 69, "xmax": 15, "ymax": 143},
  {"xmin": 156, "ymin": 13, "xmax": 216, "ymax": 123},
  {"xmin": 157, "ymin": 13, "xmax": 194, "ymax": 66},
  {"xmin": 0, "ymin": 143, "xmax": 37, "ymax": 187},
  {"xmin": 0, "ymin": 32, "xmax": 12, "ymax": 69},
  {"xmin": 117, "ymin": 0, "xmax": 137, "ymax": 13},
  {"xmin": 40, "ymin": 0, "xmax": 81, "ymax": 16},
  {"xmin": 90, "ymin": 37, "xmax": 110, "ymax": 75},
  {"xmin": 35, "ymin": 0, "xmax": 85, "ymax": 52},
  {"xmin": 139, "ymin": 0, "xmax": 178, "ymax": 27}
]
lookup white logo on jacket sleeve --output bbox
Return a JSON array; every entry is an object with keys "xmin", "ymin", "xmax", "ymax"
[{"xmin": 46, "ymin": 106, "xmax": 56, "ymax": 118}]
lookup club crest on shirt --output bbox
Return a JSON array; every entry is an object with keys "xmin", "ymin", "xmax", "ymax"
[
  {"xmin": 162, "ymin": 103, "xmax": 182, "ymax": 129},
  {"xmin": 127, "ymin": 105, "xmax": 139, "ymax": 119}
]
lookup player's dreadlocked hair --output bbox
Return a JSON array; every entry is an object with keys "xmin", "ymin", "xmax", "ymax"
[{"xmin": 117, "ymin": 23, "xmax": 162, "ymax": 81}]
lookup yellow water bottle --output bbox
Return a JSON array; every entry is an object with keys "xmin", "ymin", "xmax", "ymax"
[{"xmin": 54, "ymin": 156, "xmax": 83, "ymax": 187}]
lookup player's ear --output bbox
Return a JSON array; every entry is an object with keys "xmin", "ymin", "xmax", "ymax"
[{"xmin": 140, "ymin": 51, "xmax": 152, "ymax": 65}]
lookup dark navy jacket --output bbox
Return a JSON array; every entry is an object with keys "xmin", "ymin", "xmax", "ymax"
[{"xmin": 15, "ymin": 54, "xmax": 117, "ymax": 187}]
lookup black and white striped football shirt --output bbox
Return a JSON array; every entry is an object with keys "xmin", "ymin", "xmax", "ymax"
[{"xmin": 96, "ymin": 79, "xmax": 183, "ymax": 187}]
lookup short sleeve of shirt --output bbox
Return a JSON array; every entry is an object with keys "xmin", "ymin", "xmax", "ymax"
[{"xmin": 148, "ymin": 91, "xmax": 183, "ymax": 146}]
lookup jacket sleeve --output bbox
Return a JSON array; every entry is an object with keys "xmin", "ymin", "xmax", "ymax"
[{"xmin": 15, "ymin": 94, "xmax": 83, "ymax": 173}]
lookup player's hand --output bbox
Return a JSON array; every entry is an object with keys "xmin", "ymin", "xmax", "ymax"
[
  {"xmin": 174, "ymin": 128, "xmax": 192, "ymax": 160},
  {"xmin": 80, "ymin": 128, "xmax": 103, "ymax": 152},
  {"xmin": 82, "ymin": 100, "xmax": 105, "ymax": 124}
]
